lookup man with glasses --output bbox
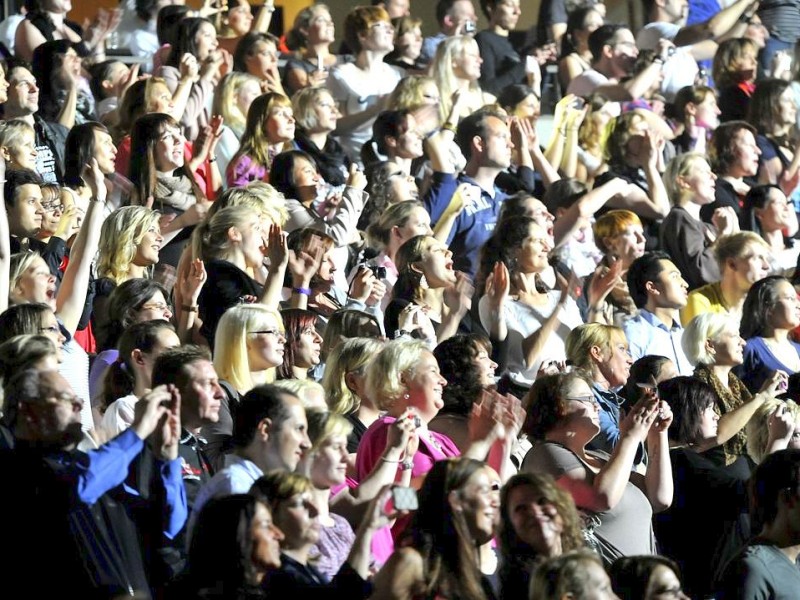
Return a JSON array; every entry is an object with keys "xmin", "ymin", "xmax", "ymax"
[
  {"xmin": 567, "ymin": 23, "xmax": 670, "ymax": 101},
  {"xmin": 717, "ymin": 448, "xmax": 800, "ymax": 598}
]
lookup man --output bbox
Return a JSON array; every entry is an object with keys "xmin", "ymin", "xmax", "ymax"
[
  {"xmin": 376, "ymin": 0, "xmax": 411, "ymax": 18},
  {"xmin": 637, "ymin": 0, "xmax": 757, "ymax": 99},
  {"xmin": 2, "ymin": 60, "xmax": 68, "ymax": 183},
  {"xmin": 717, "ymin": 449, "xmax": 800, "ymax": 598},
  {"xmin": 0, "ymin": 369, "xmax": 186, "ymax": 596},
  {"xmin": 474, "ymin": 0, "xmax": 527, "ymax": 96},
  {"xmin": 623, "ymin": 251, "xmax": 694, "ymax": 374},
  {"xmin": 191, "ymin": 384, "xmax": 311, "ymax": 521},
  {"xmin": 426, "ymin": 109, "xmax": 513, "ymax": 277},
  {"xmin": 567, "ymin": 24, "xmax": 670, "ymax": 101},
  {"xmin": 419, "ymin": 0, "xmax": 479, "ymax": 65},
  {"xmin": 5, "ymin": 167, "xmax": 44, "ymax": 253}
]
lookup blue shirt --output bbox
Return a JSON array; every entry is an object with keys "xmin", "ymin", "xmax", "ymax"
[
  {"xmin": 623, "ymin": 309, "xmax": 694, "ymax": 376},
  {"xmin": 589, "ymin": 383, "xmax": 623, "ymax": 456},
  {"xmin": 736, "ymin": 336, "xmax": 800, "ymax": 393}
]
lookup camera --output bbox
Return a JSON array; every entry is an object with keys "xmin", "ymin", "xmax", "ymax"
[{"xmin": 364, "ymin": 264, "xmax": 387, "ymax": 280}]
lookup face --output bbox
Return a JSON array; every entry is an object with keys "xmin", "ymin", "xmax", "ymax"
[
  {"xmin": 778, "ymin": 88, "xmax": 797, "ymax": 127},
  {"xmin": 183, "ymin": 359, "xmax": 224, "ymax": 426},
  {"xmin": 768, "ymin": 280, "xmax": 800, "ymax": 331},
  {"xmin": 307, "ymin": 9, "xmax": 335, "ymax": 44},
  {"xmin": 38, "ymin": 308, "xmax": 66, "ymax": 359},
  {"xmin": 393, "ymin": 115, "xmax": 424, "ymax": 159},
  {"xmin": 9, "ymin": 183, "xmax": 44, "ymax": 237},
  {"xmin": 734, "ymin": 48, "xmax": 758, "ymax": 82},
  {"xmin": 454, "ymin": 42, "xmax": 483, "ymax": 81},
  {"xmin": 275, "ymin": 491, "xmax": 320, "ymax": 549},
  {"xmin": 394, "ymin": 206, "xmax": 432, "ymax": 244},
  {"xmin": 403, "ymin": 350, "xmax": 447, "ymax": 421},
  {"xmin": 7, "ymin": 67, "xmax": 39, "ymax": 115},
  {"xmin": 387, "ymin": 169, "xmax": 419, "ymax": 202},
  {"xmin": 267, "ymin": 395, "xmax": 312, "ymax": 471},
  {"xmin": 697, "ymin": 402, "xmax": 720, "ymax": 443},
  {"xmin": 154, "ymin": 126, "xmax": 185, "ymax": 171},
  {"xmin": 506, "ymin": 484, "xmax": 564, "ymax": 554},
  {"xmin": 709, "ymin": 323, "xmax": 745, "ymax": 367},
  {"xmin": 385, "ymin": 0, "xmax": 411, "ymax": 18},
  {"xmin": 491, "ymin": 0, "xmax": 521, "ymax": 31},
  {"xmin": 598, "ymin": 335, "xmax": 633, "ymax": 388},
  {"xmin": 663, "ymin": 0, "xmax": 689, "ymax": 24},
  {"xmin": 756, "ymin": 188, "xmax": 794, "ymax": 232},
  {"xmin": 313, "ymin": 248, "xmax": 337, "ymax": 291},
  {"xmin": 418, "ymin": 81, "xmax": 441, "ymax": 106},
  {"xmin": 93, "ymin": 129, "xmax": 117, "ymax": 175},
  {"xmin": 194, "ymin": 22, "xmax": 219, "ymax": 61},
  {"xmin": 732, "ymin": 129, "xmax": 761, "ymax": 177},
  {"xmin": 362, "ymin": 19, "xmax": 395, "ymax": 53},
  {"xmin": 102, "ymin": 62, "xmax": 130, "ymax": 99},
  {"xmin": 0, "ymin": 67, "xmax": 9, "ymax": 104},
  {"xmin": 580, "ymin": 561, "xmax": 621, "ymax": 600},
  {"xmin": 311, "ymin": 91, "xmax": 340, "ymax": 133},
  {"xmin": 604, "ymin": 223, "xmax": 645, "ymax": 266},
  {"xmin": 267, "ymin": 105, "xmax": 296, "ymax": 144},
  {"xmin": 246, "ymin": 41, "xmax": 279, "ymax": 80},
  {"xmin": 645, "ymin": 565, "xmax": 688, "ymax": 600},
  {"xmin": 513, "ymin": 94, "xmax": 541, "ymax": 125},
  {"xmin": 226, "ymin": 0, "xmax": 254, "ymax": 35},
  {"xmin": 693, "ymin": 92, "xmax": 720, "ymax": 130},
  {"xmin": 397, "ymin": 26, "xmax": 422, "ymax": 60},
  {"xmin": 523, "ymin": 198, "xmax": 555, "ymax": 241},
  {"xmin": 237, "ymin": 216, "xmax": 268, "ymax": 270},
  {"xmin": 292, "ymin": 156, "xmax": 321, "ymax": 202},
  {"xmin": 449, "ymin": 0, "xmax": 478, "ymax": 30},
  {"xmin": 14, "ymin": 256, "xmax": 57, "ymax": 309},
  {"xmin": 458, "ymin": 467, "xmax": 501, "ymax": 545},
  {"xmin": 136, "ymin": 290, "xmax": 173, "ymax": 323},
  {"xmin": 516, "ymin": 222, "xmax": 553, "ymax": 274},
  {"xmin": 147, "ymin": 82, "xmax": 175, "ymax": 114},
  {"xmin": 480, "ymin": 116, "xmax": 514, "ymax": 169},
  {"xmin": 5, "ymin": 128, "xmax": 37, "ymax": 170},
  {"xmin": 39, "ymin": 194, "xmax": 63, "ymax": 236},
  {"xmin": 132, "ymin": 222, "xmax": 163, "ymax": 267},
  {"xmin": 745, "ymin": 15, "xmax": 769, "ymax": 49},
  {"xmin": 418, "ymin": 238, "xmax": 457, "ymax": 286},
  {"xmin": 20, "ymin": 371, "xmax": 83, "ymax": 447},
  {"xmin": 60, "ymin": 48, "xmax": 81, "ymax": 80},
  {"xmin": 650, "ymin": 260, "xmax": 689, "ymax": 309},
  {"xmin": 236, "ymin": 79, "xmax": 262, "ymax": 120},
  {"xmin": 138, "ymin": 328, "xmax": 181, "ymax": 383},
  {"xmin": 247, "ymin": 314, "xmax": 286, "ymax": 369},
  {"xmin": 609, "ymin": 28, "xmax": 639, "ymax": 76},
  {"xmin": 563, "ymin": 376, "xmax": 601, "ymax": 430},
  {"xmin": 294, "ymin": 322, "xmax": 323, "ymax": 368},
  {"xmin": 682, "ymin": 158, "xmax": 716, "ymax": 205},
  {"xmin": 309, "ymin": 433, "xmax": 349, "ymax": 488},
  {"xmin": 729, "ymin": 242, "xmax": 771, "ymax": 292},
  {"xmin": 251, "ymin": 502, "xmax": 284, "ymax": 571},
  {"xmin": 475, "ymin": 345, "xmax": 497, "ymax": 386}
]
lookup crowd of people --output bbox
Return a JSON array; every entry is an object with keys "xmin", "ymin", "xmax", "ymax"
[{"xmin": 4, "ymin": 0, "xmax": 800, "ymax": 597}]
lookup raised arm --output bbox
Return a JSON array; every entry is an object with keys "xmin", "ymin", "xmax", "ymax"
[{"xmin": 0, "ymin": 157, "xmax": 8, "ymax": 313}]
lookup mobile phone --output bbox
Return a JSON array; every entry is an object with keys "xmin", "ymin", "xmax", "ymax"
[
  {"xmin": 464, "ymin": 20, "xmax": 476, "ymax": 33},
  {"xmin": 525, "ymin": 55, "xmax": 538, "ymax": 73},
  {"xmin": 391, "ymin": 486, "xmax": 419, "ymax": 511}
]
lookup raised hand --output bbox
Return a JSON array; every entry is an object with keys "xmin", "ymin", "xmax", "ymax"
[
  {"xmin": 82, "ymin": 158, "xmax": 107, "ymax": 203},
  {"xmin": 485, "ymin": 261, "xmax": 510, "ymax": 310},
  {"xmin": 179, "ymin": 258, "xmax": 207, "ymax": 305}
]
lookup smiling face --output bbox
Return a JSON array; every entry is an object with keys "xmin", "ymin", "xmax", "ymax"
[
  {"xmin": 308, "ymin": 433, "xmax": 349, "ymax": 488},
  {"xmin": 361, "ymin": 19, "xmax": 395, "ymax": 54},
  {"xmin": 457, "ymin": 466, "xmax": 501, "ymax": 545},
  {"xmin": 274, "ymin": 491, "xmax": 320, "ymax": 550},
  {"xmin": 7, "ymin": 67, "xmax": 40, "ymax": 115},
  {"xmin": 454, "ymin": 41, "xmax": 483, "ymax": 81},
  {"xmin": 194, "ymin": 21, "xmax": 219, "ymax": 61},
  {"xmin": 267, "ymin": 395, "xmax": 312, "ymax": 471},
  {"xmin": 226, "ymin": 0, "xmax": 254, "ymax": 36},
  {"xmin": 251, "ymin": 501, "xmax": 284, "ymax": 571},
  {"xmin": 147, "ymin": 81, "xmax": 174, "ymax": 114},
  {"xmin": 136, "ymin": 290, "xmax": 173, "ymax": 323},
  {"xmin": 396, "ymin": 25, "xmax": 422, "ymax": 61},
  {"xmin": 154, "ymin": 125, "xmax": 185, "ymax": 171},
  {"xmin": 506, "ymin": 483, "xmax": 565, "ymax": 555},
  {"xmin": 475, "ymin": 345, "xmax": 498, "ymax": 386},
  {"xmin": 597, "ymin": 333, "xmax": 633, "ymax": 388},
  {"xmin": 5, "ymin": 128, "xmax": 37, "ymax": 171},
  {"xmin": 13, "ymin": 255, "xmax": 57, "ymax": 310},
  {"xmin": 755, "ymin": 187, "xmax": 794, "ymax": 233},
  {"xmin": 132, "ymin": 222, "xmax": 163, "ymax": 267},
  {"xmin": 515, "ymin": 222, "xmax": 553, "ymax": 274},
  {"xmin": 392, "ymin": 114, "xmax": 424, "ymax": 159},
  {"xmin": 562, "ymin": 376, "xmax": 601, "ymax": 431},
  {"xmin": 291, "ymin": 156, "xmax": 321, "ymax": 203},
  {"xmin": 708, "ymin": 322, "xmax": 745, "ymax": 367},
  {"xmin": 307, "ymin": 8, "xmax": 336, "ymax": 44},
  {"xmin": 402, "ymin": 350, "xmax": 448, "ymax": 422},
  {"xmin": 768, "ymin": 280, "xmax": 800, "ymax": 331}
]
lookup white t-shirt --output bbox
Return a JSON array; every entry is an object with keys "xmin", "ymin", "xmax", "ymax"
[{"xmin": 636, "ymin": 21, "xmax": 699, "ymax": 101}]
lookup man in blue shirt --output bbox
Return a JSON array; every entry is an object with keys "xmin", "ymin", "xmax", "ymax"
[{"xmin": 623, "ymin": 251, "xmax": 694, "ymax": 375}]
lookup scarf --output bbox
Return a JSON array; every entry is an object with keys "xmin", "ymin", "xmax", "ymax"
[{"xmin": 155, "ymin": 173, "xmax": 196, "ymax": 212}]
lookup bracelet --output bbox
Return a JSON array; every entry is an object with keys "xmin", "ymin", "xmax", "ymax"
[
  {"xmin": 293, "ymin": 286, "xmax": 312, "ymax": 296},
  {"xmin": 181, "ymin": 305, "xmax": 199, "ymax": 312},
  {"xmin": 394, "ymin": 329, "xmax": 411, "ymax": 339},
  {"xmin": 399, "ymin": 460, "xmax": 414, "ymax": 471},
  {"xmin": 209, "ymin": 157, "xmax": 217, "ymax": 163},
  {"xmin": 651, "ymin": 55, "xmax": 665, "ymax": 65},
  {"xmin": 441, "ymin": 122, "xmax": 457, "ymax": 133}
]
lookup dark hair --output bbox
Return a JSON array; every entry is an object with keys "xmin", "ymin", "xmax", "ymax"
[
  {"xmin": 233, "ymin": 32, "xmax": 279, "ymax": 73},
  {"xmin": 188, "ymin": 494, "xmax": 267, "ymax": 593},
  {"xmin": 370, "ymin": 109, "xmax": 413, "ymax": 159},
  {"xmin": 541, "ymin": 178, "xmax": 587, "ymax": 214},
  {"xmin": 740, "ymin": 275, "xmax": 790, "ymax": 339},
  {"xmin": 270, "ymin": 150, "xmax": 318, "ymax": 201},
  {"xmin": 166, "ymin": 17, "xmax": 213, "ymax": 68},
  {"xmin": 657, "ymin": 376, "xmax": 716, "ymax": 445},
  {"xmin": 4, "ymin": 168, "xmax": 42, "ymax": 209},
  {"xmin": 522, "ymin": 371, "xmax": 594, "ymax": 440},
  {"xmin": 588, "ymin": 24, "xmax": 625, "ymax": 62},
  {"xmin": 435, "ymin": 0, "xmax": 460, "ymax": 25},
  {"xmin": 99, "ymin": 278, "xmax": 171, "ymax": 352},
  {"xmin": 31, "ymin": 40, "xmax": 75, "ymax": 123},
  {"xmin": 742, "ymin": 184, "xmax": 785, "ymax": 235},
  {"xmin": 455, "ymin": 108, "xmax": 505, "ymax": 162},
  {"xmin": 0, "ymin": 302, "xmax": 52, "ymax": 343},
  {"xmin": 152, "ymin": 344, "xmax": 212, "ymax": 389},
  {"xmin": 156, "ymin": 4, "xmax": 191, "ymax": 45},
  {"xmin": 100, "ymin": 320, "xmax": 176, "ymax": 411},
  {"xmin": 135, "ymin": 0, "xmax": 161, "ymax": 22},
  {"xmin": 232, "ymin": 384, "xmax": 295, "ymax": 448},
  {"xmin": 709, "ymin": 120, "xmax": 757, "ymax": 175},
  {"xmin": 749, "ymin": 449, "xmax": 800, "ymax": 532},
  {"xmin": 497, "ymin": 84, "xmax": 537, "ymax": 113},
  {"xmin": 88, "ymin": 60, "xmax": 122, "ymax": 100},
  {"xmin": 403, "ymin": 458, "xmax": 491, "ymax": 600},
  {"xmin": 277, "ymin": 309, "xmax": 319, "ymax": 380},
  {"xmin": 626, "ymin": 251, "xmax": 671, "ymax": 309},
  {"xmin": 434, "ymin": 334, "xmax": 492, "ymax": 417},
  {"xmin": 623, "ymin": 355, "xmax": 673, "ymax": 404},
  {"xmin": 3, "ymin": 367, "xmax": 46, "ymax": 429},
  {"xmin": 671, "ymin": 85, "xmax": 715, "ymax": 124},
  {"xmin": 609, "ymin": 555, "xmax": 682, "ymax": 600},
  {"xmin": 561, "ymin": 6, "xmax": 602, "ymax": 57},
  {"xmin": 748, "ymin": 78, "xmax": 791, "ymax": 135},
  {"xmin": 63, "ymin": 122, "xmax": 108, "ymax": 188},
  {"xmin": 476, "ymin": 215, "xmax": 540, "ymax": 295}
]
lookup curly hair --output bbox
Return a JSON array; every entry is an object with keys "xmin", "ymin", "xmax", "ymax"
[
  {"xmin": 97, "ymin": 206, "xmax": 161, "ymax": 284},
  {"xmin": 712, "ymin": 37, "xmax": 758, "ymax": 89}
]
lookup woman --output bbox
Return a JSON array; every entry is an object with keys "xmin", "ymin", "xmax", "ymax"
[
  {"xmin": 362, "ymin": 110, "xmax": 424, "ymax": 174},
  {"xmin": 683, "ymin": 312, "xmax": 786, "ymax": 470},
  {"xmin": 746, "ymin": 396, "xmax": 800, "ymax": 464},
  {"xmin": 0, "ymin": 119, "xmax": 37, "ymax": 172},
  {"xmin": 558, "ymin": 6, "xmax": 604, "ymax": 91},
  {"xmin": 622, "ymin": 356, "xmax": 678, "ymax": 405},
  {"xmin": 371, "ymin": 458, "xmax": 503, "ymax": 599},
  {"xmin": 429, "ymin": 334, "xmax": 498, "ymax": 452},
  {"xmin": 184, "ymin": 494, "xmax": 284, "ymax": 598},
  {"xmin": 661, "ymin": 152, "xmax": 736, "ymax": 290},
  {"xmin": 327, "ymin": 6, "xmax": 403, "ymax": 160},
  {"xmin": 576, "ymin": 92, "xmax": 616, "ymax": 185},
  {"xmin": 531, "ymin": 550, "xmax": 619, "ymax": 600},
  {"xmin": 0, "ymin": 303, "xmax": 64, "ymax": 360},
  {"xmin": 609, "ymin": 555, "xmax": 688, "ymax": 600},
  {"xmin": 0, "ymin": 334, "xmax": 59, "ymax": 383},
  {"xmin": 713, "ymin": 38, "xmax": 758, "ymax": 123},
  {"xmin": 32, "ymin": 40, "xmax": 94, "ymax": 129},
  {"xmin": 477, "ymin": 218, "xmax": 584, "ymax": 390},
  {"xmin": 671, "ymin": 85, "xmax": 721, "ymax": 155},
  {"xmin": 738, "ymin": 275, "xmax": 800, "ymax": 392},
  {"xmin": 323, "ymin": 337, "xmax": 385, "ymax": 454},
  {"xmin": 498, "ymin": 472, "xmax": 585, "ymax": 599},
  {"xmin": 521, "ymin": 370, "xmax": 673, "ymax": 563},
  {"xmin": 706, "ymin": 121, "xmax": 761, "ymax": 224},
  {"xmin": 100, "ymin": 320, "xmax": 181, "ymax": 435},
  {"xmin": 432, "ymin": 36, "xmax": 495, "ymax": 124},
  {"xmin": 384, "ymin": 16, "xmax": 424, "ymax": 71},
  {"xmin": 278, "ymin": 309, "xmax": 323, "ymax": 381},
  {"xmin": 227, "ymin": 93, "xmax": 296, "ymax": 187},
  {"xmin": 742, "ymin": 184, "xmax": 799, "ymax": 272},
  {"xmin": 156, "ymin": 17, "xmax": 223, "ymax": 141},
  {"xmin": 284, "ymin": 4, "xmax": 342, "ymax": 96},
  {"xmin": 292, "ymin": 87, "xmax": 351, "ymax": 188},
  {"xmin": 212, "ymin": 72, "xmax": 263, "ymax": 181},
  {"xmin": 233, "ymin": 32, "xmax": 285, "ymax": 95}
]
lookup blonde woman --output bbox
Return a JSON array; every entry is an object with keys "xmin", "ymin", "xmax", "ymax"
[
  {"xmin": 432, "ymin": 36, "xmax": 496, "ymax": 124},
  {"xmin": 746, "ymin": 396, "xmax": 800, "ymax": 464},
  {"xmin": 323, "ymin": 337, "xmax": 385, "ymax": 453},
  {"xmin": 388, "ymin": 75, "xmax": 441, "ymax": 111},
  {"xmin": 211, "ymin": 72, "xmax": 262, "ymax": 181},
  {"xmin": 284, "ymin": 4, "xmax": 342, "ymax": 96},
  {"xmin": 0, "ymin": 119, "xmax": 37, "ymax": 171}
]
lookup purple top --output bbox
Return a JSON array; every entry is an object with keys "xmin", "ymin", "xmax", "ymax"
[
  {"xmin": 309, "ymin": 512, "xmax": 355, "ymax": 583},
  {"xmin": 226, "ymin": 153, "xmax": 268, "ymax": 188}
]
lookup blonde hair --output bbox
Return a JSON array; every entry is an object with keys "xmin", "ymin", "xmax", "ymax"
[
  {"xmin": 192, "ymin": 205, "xmax": 259, "ymax": 261},
  {"xmin": 209, "ymin": 183, "xmax": 288, "ymax": 226},
  {"xmin": 214, "ymin": 304, "xmax": 284, "ymax": 392},
  {"xmin": 365, "ymin": 339, "xmax": 429, "ymax": 411},
  {"xmin": 0, "ymin": 119, "xmax": 34, "ymax": 156},
  {"xmin": 231, "ymin": 92, "xmax": 293, "ymax": 170},
  {"xmin": 212, "ymin": 71, "xmax": 261, "ymax": 139},
  {"xmin": 292, "ymin": 86, "xmax": 335, "ymax": 132},
  {"xmin": 663, "ymin": 152, "xmax": 706, "ymax": 206},
  {"xmin": 433, "ymin": 36, "xmax": 482, "ymax": 122},
  {"xmin": 324, "ymin": 337, "xmax": 384, "ymax": 415},
  {"xmin": 273, "ymin": 378, "xmax": 327, "ymax": 411},
  {"xmin": 9, "ymin": 252, "xmax": 45, "ymax": 301},
  {"xmin": 96, "ymin": 206, "xmax": 161, "ymax": 284},
  {"xmin": 682, "ymin": 312, "xmax": 737, "ymax": 366},
  {"xmin": 747, "ymin": 397, "xmax": 800, "ymax": 463},
  {"xmin": 388, "ymin": 75, "xmax": 437, "ymax": 111},
  {"xmin": 306, "ymin": 409, "xmax": 353, "ymax": 454},
  {"xmin": 565, "ymin": 323, "xmax": 627, "ymax": 371}
]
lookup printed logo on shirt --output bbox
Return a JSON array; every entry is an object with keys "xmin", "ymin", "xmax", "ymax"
[
  {"xmin": 464, "ymin": 192, "xmax": 492, "ymax": 216},
  {"xmin": 35, "ymin": 143, "xmax": 57, "ymax": 184},
  {"xmin": 180, "ymin": 457, "xmax": 204, "ymax": 481}
]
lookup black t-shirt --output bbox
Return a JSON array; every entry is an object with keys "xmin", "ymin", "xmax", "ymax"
[{"xmin": 198, "ymin": 259, "xmax": 264, "ymax": 348}]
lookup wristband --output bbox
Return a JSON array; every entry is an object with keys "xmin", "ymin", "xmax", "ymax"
[
  {"xmin": 182, "ymin": 305, "xmax": 199, "ymax": 312},
  {"xmin": 394, "ymin": 329, "xmax": 411, "ymax": 339},
  {"xmin": 441, "ymin": 122, "xmax": 457, "ymax": 133},
  {"xmin": 209, "ymin": 157, "xmax": 217, "ymax": 163},
  {"xmin": 293, "ymin": 287, "xmax": 312, "ymax": 296}
]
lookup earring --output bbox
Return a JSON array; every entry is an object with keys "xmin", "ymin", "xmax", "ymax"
[{"xmin": 403, "ymin": 392, "xmax": 410, "ymax": 401}]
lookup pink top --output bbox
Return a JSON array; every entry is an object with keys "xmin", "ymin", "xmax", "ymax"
[{"xmin": 226, "ymin": 153, "xmax": 269, "ymax": 187}]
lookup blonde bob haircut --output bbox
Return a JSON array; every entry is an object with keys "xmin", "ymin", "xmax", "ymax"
[
  {"xmin": 97, "ymin": 206, "xmax": 161, "ymax": 284},
  {"xmin": 292, "ymin": 86, "xmax": 336, "ymax": 132},
  {"xmin": 681, "ymin": 312, "xmax": 737, "ymax": 367},
  {"xmin": 9, "ymin": 252, "xmax": 45, "ymax": 301},
  {"xmin": 306, "ymin": 409, "xmax": 354, "ymax": 455},
  {"xmin": 366, "ymin": 339, "xmax": 430, "ymax": 411},
  {"xmin": 273, "ymin": 378, "xmax": 327, "ymax": 411},
  {"xmin": 747, "ymin": 397, "xmax": 800, "ymax": 464},
  {"xmin": 208, "ymin": 184, "xmax": 288, "ymax": 226},
  {"xmin": 714, "ymin": 231, "xmax": 770, "ymax": 268},
  {"xmin": 433, "ymin": 36, "xmax": 482, "ymax": 122},
  {"xmin": 213, "ymin": 304, "xmax": 284, "ymax": 393},
  {"xmin": 388, "ymin": 74, "xmax": 437, "ymax": 111},
  {"xmin": 212, "ymin": 71, "xmax": 261, "ymax": 138},
  {"xmin": 192, "ymin": 205, "xmax": 260, "ymax": 261},
  {"xmin": 663, "ymin": 152, "xmax": 707, "ymax": 206},
  {"xmin": 0, "ymin": 119, "xmax": 35, "ymax": 159},
  {"xmin": 323, "ymin": 337, "xmax": 384, "ymax": 416},
  {"xmin": 565, "ymin": 323, "xmax": 627, "ymax": 371}
]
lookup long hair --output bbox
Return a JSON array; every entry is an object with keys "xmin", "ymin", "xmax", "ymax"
[
  {"xmin": 99, "ymin": 279, "xmax": 171, "ymax": 352},
  {"xmin": 212, "ymin": 72, "xmax": 260, "ymax": 139},
  {"xmin": 111, "ymin": 77, "xmax": 168, "ymax": 142},
  {"xmin": 476, "ymin": 215, "xmax": 540, "ymax": 296},
  {"xmin": 63, "ymin": 122, "xmax": 108, "ymax": 188},
  {"xmin": 96, "ymin": 206, "xmax": 161, "ymax": 284},
  {"xmin": 31, "ymin": 40, "xmax": 74, "ymax": 123},
  {"xmin": 322, "ymin": 336, "xmax": 384, "ymax": 416},
  {"xmin": 740, "ymin": 275, "xmax": 789, "ymax": 339},
  {"xmin": 229, "ymin": 92, "xmax": 293, "ymax": 171},
  {"xmin": 432, "ymin": 36, "xmax": 482, "ymax": 122},
  {"xmin": 269, "ymin": 150, "xmax": 317, "ymax": 202},
  {"xmin": 277, "ymin": 309, "xmax": 318, "ymax": 380},
  {"xmin": 166, "ymin": 17, "xmax": 213, "ymax": 68}
]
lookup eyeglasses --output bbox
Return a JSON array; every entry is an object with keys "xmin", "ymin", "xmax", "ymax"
[
  {"xmin": 566, "ymin": 394, "xmax": 598, "ymax": 407},
  {"xmin": 41, "ymin": 202, "xmax": 64, "ymax": 212},
  {"xmin": 249, "ymin": 329, "xmax": 283, "ymax": 337},
  {"xmin": 140, "ymin": 302, "xmax": 172, "ymax": 313}
]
